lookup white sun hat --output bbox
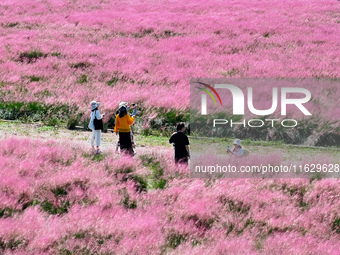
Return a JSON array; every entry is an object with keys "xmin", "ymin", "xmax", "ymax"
[
  {"xmin": 90, "ymin": 101, "xmax": 100, "ymax": 110},
  {"xmin": 233, "ymin": 139, "xmax": 242, "ymax": 146},
  {"xmin": 119, "ymin": 101, "xmax": 128, "ymax": 108}
]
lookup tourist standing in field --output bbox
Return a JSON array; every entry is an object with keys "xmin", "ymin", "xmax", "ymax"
[
  {"xmin": 115, "ymin": 102, "xmax": 137, "ymax": 154},
  {"xmin": 169, "ymin": 123, "xmax": 190, "ymax": 164},
  {"xmin": 89, "ymin": 101, "xmax": 105, "ymax": 154},
  {"xmin": 114, "ymin": 105, "xmax": 135, "ymax": 155}
]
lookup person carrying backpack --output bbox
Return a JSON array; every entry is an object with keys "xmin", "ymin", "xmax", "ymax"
[
  {"xmin": 88, "ymin": 101, "xmax": 105, "ymax": 154},
  {"xmin": 114, "ymin": 105, "xmax": 135, "ymax": 155}
]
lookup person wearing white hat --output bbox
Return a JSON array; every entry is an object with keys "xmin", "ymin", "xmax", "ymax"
[
  {"xmin": 119, "ymin": 101, "xmax": 129, "ymax": 108},
  {"xmin": 89, "ymin": 101, "xmax": 105, "ymax": 154},
  {"xmin": 227, "ymin": 139, "xmax": 248, "ymax": 157}
]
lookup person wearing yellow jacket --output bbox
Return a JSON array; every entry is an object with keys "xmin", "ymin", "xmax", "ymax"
[{"xmin": 114, "ymin": 105, "xmax": 135, "ymax": 155}]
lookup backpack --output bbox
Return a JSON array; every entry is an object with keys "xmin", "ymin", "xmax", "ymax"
[{"xmin": 93, "ymin": 110, "xmax": 103, "ymax": 131}]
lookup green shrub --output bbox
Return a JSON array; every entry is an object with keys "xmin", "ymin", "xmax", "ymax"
[
  {"xmin": 0, "ymin": 102, "xmax": 73, "ymax": 126},
  {"xmin": 66, "ymin": 113, "xmax": 82, "ymax": 130},
  {"xmin": 44, "ymin": 116, "xmax": 62, "ymax": 127},
  {"xmin": 141, "ymin": 128, "xmax": 153, "ymax": 136}
]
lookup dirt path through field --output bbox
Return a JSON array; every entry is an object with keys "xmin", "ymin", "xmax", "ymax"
[
  {"xmin": 0, "ymin": 120, "xmax": 173, "ymax": 157},
  {"xmin": 1, "ymin": 120, "xmax": 340, "ymax": 163}
]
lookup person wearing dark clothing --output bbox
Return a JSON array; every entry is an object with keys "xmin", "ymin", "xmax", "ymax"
[{"xmin": 169, "ymin": 123, "xmax": 190, "ymax": 164}]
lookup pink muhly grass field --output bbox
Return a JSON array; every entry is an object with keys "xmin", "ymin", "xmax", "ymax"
[
  {"xmin": 0, "ymin": 0, "xmax": 339, "ymax": 254},
  {"xmin": 0, "ymin": 0, "xmax": 339, "ymax": 113},
  {"xmin": 0, "ymin": 137, "xmax": 339, "ymax": 254}
]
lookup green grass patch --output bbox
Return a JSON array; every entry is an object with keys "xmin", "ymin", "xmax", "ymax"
[
  {"xmin": 132, "ymin": 28, "xmax": 154, "ymax": 38},
  {"xmin": 120, "ymin": 188, "xmax": 137, "ymax": 209},
  {"xmin": 165, "ymin": 233, "xmax": 187, "ymax": 249},
  {"xmin": 50, "ymin": 52, "xmax": 62, "ymax": 57},
  {"xmin": 331, "ymin": 216, "xmax": 340, "ymax": 233},
  {"xmin": 0, "ymin": 207, "xmax": 17, "ymax": 218},
  {"xmin": 107, "ymin": 76, "xmax": 119, "ymax": 87},
  {"xmin": 187, "ymin": 214, "xmax": 214, "ymax": 230},
  {"xmin": 237, "ymin": 218, "xmax": 255, "ymax": 235},
  {"xmin": 77, "ymin": 74, "xmax": 88, "ymax": 84},
  {"xmin": 153, "ymin": 30, "xmax": 182, "ymax": 39},
  {"xmin": 131, "ymin": 28, "xmax": 182, "ymax": 39},
  {"xmin": 30, "ymin": 76, "xmax": 42, "ymax": 82},
  {"xmin": 82, "ymin": 152, "xmax": 106, "ymax": 162},
  {"xmin": 51, "ymin": 186, "xmax": 69, "ymax": 197},
  {"xmin": 219, "ymin": 68, "xmax": 239, "ymax": 77},
  {"xmin": 219, "ymin": 196, "xmax": 251, "ymax": 214},
  {"xmin": 263, "ymin": 32, "xmax": 270, "ymax": 38},
  {"xmin": 226, "ymin": 222, "xmax": 234, "ymax": 236},
  {"xmin": 128, "ymin": 175, "xmax": 148, "ymax": 192},
  {"xmin": 18, "ymin": 50, "xmax": 47, "ymax": 63},
  {"xmin": 70, "ymin": 62, "xmax": 92, "ymax": 69},
  {"xmin": 0, "ymin": 237, "xmax": 27, "ymax": 251},
  {"xmin": 22, "ymin": 75, "xmax": 44, "ymax": 82},
  {"xmin": 140, "ymin": 154, "xmax": 167, "ymax": 190},
  {"xmin": 138, "ymin": 134, "xmax": 170, "ymax": 147},
  {"xmin": 21, "ymin": 199, "xmax": 40, "ymax": 211},
  {"xmin": 3, "ymin": 22, "xmax": 20, "ymax": 28},
  {"xmin": 38, "ymin": 125, "xmax": 55, "ymax": 131},
  {"xmin": 73, "ymin": 231, "xmax": 88, "ymax": 239},
  {"xmin": 40, "ymin": 200, "xmax": 70, "ymax": 215}
]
